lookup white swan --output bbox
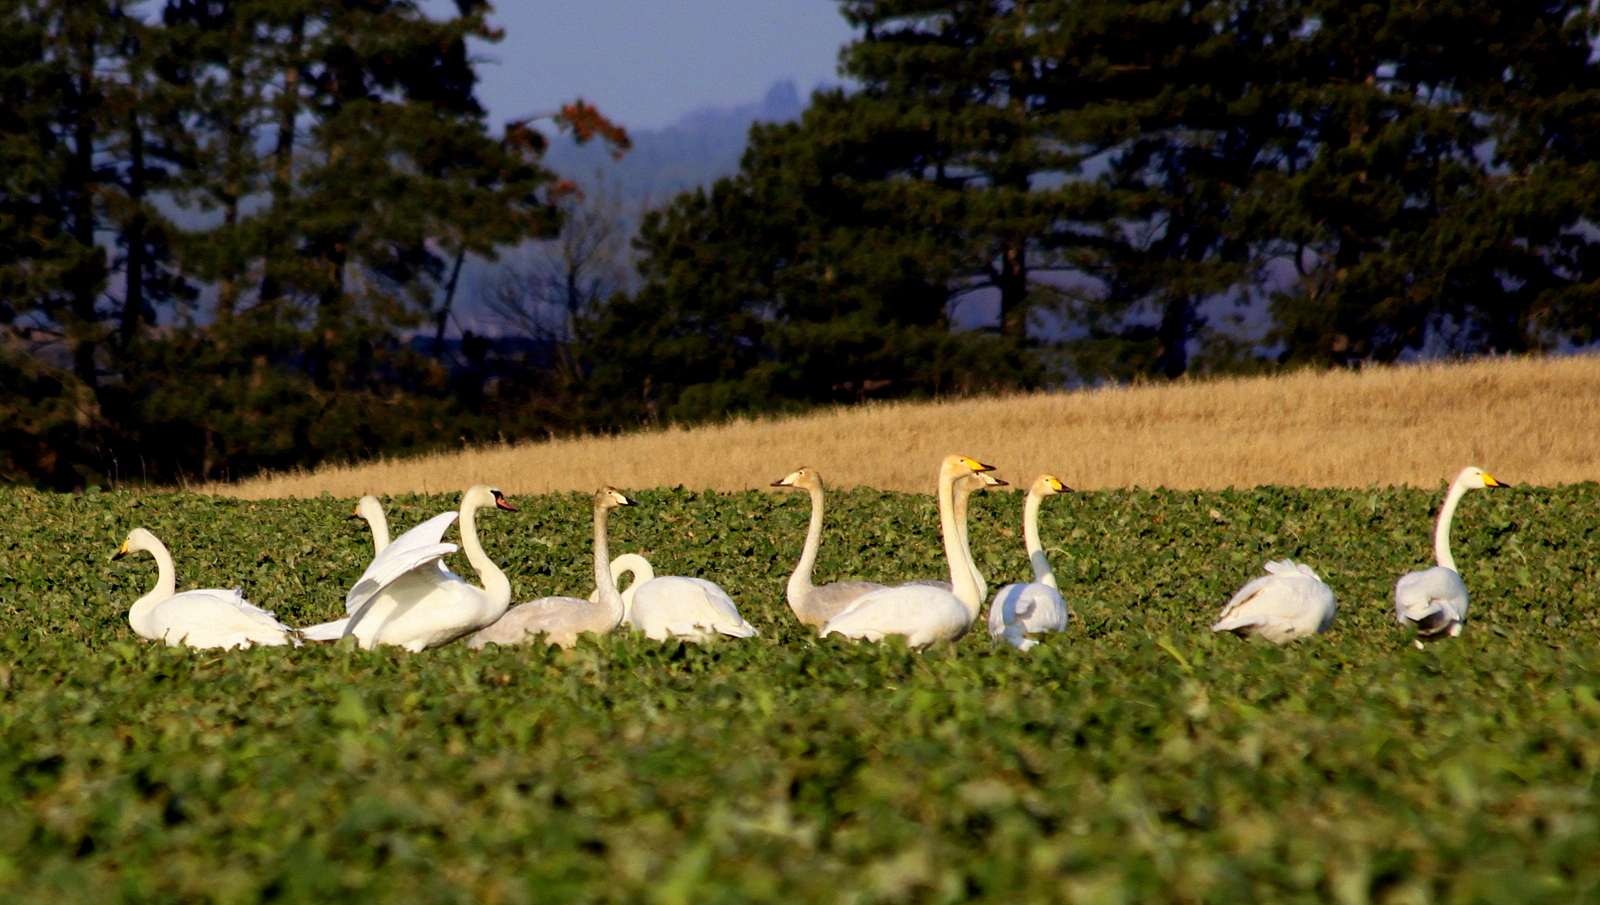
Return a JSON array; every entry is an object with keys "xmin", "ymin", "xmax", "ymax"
[
  {"xmin": 113, "ymin": 528, "xmax": 297, "ymax": 649},
  {"xmin": 821, "ymin": 455, "xmax": 992, "ymax": 648},
  {"xmin": 624, "ymin": 512, "xmax": 758, "ymax": 641},
  {"xmin": 301, "ymin": 485, "xmax": 516, "ymax": 651},
  {"xmin": 988, "ymin": 474, "xmax": 1072, "ymax": 651},
  {"xmin": 469, "ymin": 488, "xmax": 634, "ymax": 649},
  {"xmin": 1395, "ymin": 466, "xmax": 1505, "ymax": 644},
  {"xmin": 770, "ymin": 466, "xmax": 893, "ymax": 627},
  {"xmin": 352, "ymin": 495, "xmax": 390, "ymax": 554},
  {"xmin": 1212, "ymin": 559, "xmax": 1335, "ymax": 644}
]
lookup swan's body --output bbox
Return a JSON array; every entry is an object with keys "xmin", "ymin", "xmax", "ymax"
[
  {"xmin": 1212, "ymin": 559, "xmax": 1335, "ymax": 644},
  {"xmin": 821, "ymin": 455, "xmax": 993, "ymax": 648},
  {"xmin": 770, "ymin": 466, "xmax": 890, "ymax": 627},
  {"xmin": 988, "ymin": 475, "xmax": 1072, "ymax": 651},
  {"xmin": 629, "ymin": 575, "xmax": 758, "ymax": 642},
  {"xmin": 469, "ymin": 488, "xmax": 634, "ymax": 649},
  {"xmin": 301, "ymin": 486, "xmax": 516, "ymax": 652},
  {"xmin": 1395, "ymin": 466, "xmax": 1504, "ymax": 644},
  {"xmin": 353, "ymin": 495, "xmax": 390, "ymax": 554},
  {"xmin": 114, "ymin": 528, "xmax": 296, "ymax": 650}
]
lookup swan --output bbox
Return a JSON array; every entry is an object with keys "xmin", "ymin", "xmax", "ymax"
[
  {"xmin": 770, "ymin": 466, "xmax": 894, "ymax": 627},
  {"xmin": 820, "ymin": 455, "xmax": 993, "ymax": 648},
  {"xmin": 625, "ymin": 515, "xmax": 758, "ymax": 641},
  {"xmin": 469, "ymin": 488, "xmax": 635, "ymax": 649},
  {"xmin": 988, "ymin": 474, "xmax": 1072, "ymax": 651},
  {"xmin": 301, "ymin": 485, "xmax": 516, "ymax": 651},
  {"xmin": 352, "ymin": 495, "xmax": 390, "ymax": 554},
  {"xmin": 1211, "ymin": 559, "xmax": 1335, "ymax": 644},
  {"xmin": 1395, "ymin": 466, "xmax": 1505, "ymax": 644},
  {"xmin": 112, "ymin": 528, "xmax": 297, "ymax": 649}
]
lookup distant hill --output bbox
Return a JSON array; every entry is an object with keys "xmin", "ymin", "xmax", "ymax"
[{"xmin": 541, "ymin": 80, "xmax": 807, "ymax": 212}]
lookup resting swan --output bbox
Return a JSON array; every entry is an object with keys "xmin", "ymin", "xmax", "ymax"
[
  {"xmin": 770, "ymin": 466, "xmax": 893, "ymax": 627},
  {"xmin": 821, "ymin": 455, "xmax": 993, "ymax": 648},
  {"xmin": 469, "ymin": 488, "xmax": 634, "ymax": 649},
  {"xmin": 1212, "ymin": 559, "xmax": 1335, "ymax": 644},
  {"xmin": 113, "ymin": 528, "xmax": 297, "ymax": 649},
  {"xmin": 301, "ymin": 485, "xmax": 516, "ymax": 651},
  {"xmin": 625, "ymin": 510, "xmax": 758, "ymax": 641},
  {"xmin": 988, "ymin": 475, "xmax": 1072, "ymax": 651},
  {"xmin": 910, "ymin": 470, "xmax": 1006, "ymax": 598},
  {"xmin": 1395, "ymin": 466, "xmax": 1505, "ymax": 644}
]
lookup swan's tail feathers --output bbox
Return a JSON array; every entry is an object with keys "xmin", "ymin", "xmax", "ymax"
[
  {"xmin": 1399, "ymin": 600, "xmax": 1451, "ymax": 636},
  {"xmin": 299, "ymin": 618, "xmax": 350, "ymax": 642},
  {"xmin": 1211, "ymin": 615, "xmax": 1285, "ymax": 637},
  {"xmin": 718, "ymin": 620, "xmax": 759, "ymax": 639},
  {"xmin": 1262, "ymin": 559, "xmax": 1319, "ymax": 579},
  {"xmin": 996, "ymin": 623, "xmax": 1037, "ymax": 651}
]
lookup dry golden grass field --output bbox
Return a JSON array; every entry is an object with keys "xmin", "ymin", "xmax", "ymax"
[{"xmin": 212, "ymin": 354, "xmax": 1600, "ymax": 499}]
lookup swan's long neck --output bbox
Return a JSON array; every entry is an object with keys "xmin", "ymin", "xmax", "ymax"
[
  {"xmin": 1433, "ymin": 477, "xmax": 1470, "ymax": 573},
  {"xmin": 460, "ymin": 500, "xmax": 512, "ymax": 609},
  {"xmin": 1023, "ymin": 489, "xmax": 1057, "ymax": 590},
  {"xmin": 953, "ymin": 478, "xmax": 986, "ymax": 602},
  {"xmin": 365, "ymin": 512, "xmax": 390, "ymax": 554},
  {"xmin": 940, "ymin": 470, "xmax": 983, "ymax": 622},
  {"xmin": 592, "ymin": 506, "xmax": 625, "ymax": 629},
  {"xmin": 131, "ymin": 536, "xmax": 178, "ymax": 625},
  {"xmin": 785, "ymin": 484, "xmax": 824, "ymax": 614}
]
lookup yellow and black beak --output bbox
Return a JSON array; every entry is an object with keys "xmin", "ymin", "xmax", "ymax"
[
  {"xmin": 961, "ymin": 456, "xmax": 997, "ymax": 473},
  {"xmin": 111, "ymin": 541, "xmax": 130, "ymax": 561},
  {"xmin": 1483, "ymin": 473, "xmax": 1505, "ymax": 488}
]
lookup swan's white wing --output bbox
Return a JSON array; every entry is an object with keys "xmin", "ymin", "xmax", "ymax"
[
  {"xmin": 345, "ymin": 510, "xmax": 460, "ymax": 614},
  {"xmin": 988, "ymin": 582, "xmax": 1069, "ymax": 647},
  {"xmin": 1395, "ymin": 566, "xmax": 1468, "ymax": 637},
  {"xmin": 148, "ymin": 589, "xmax": 296, "ymax": 649},
  {"xmin": 1212, "ymin": 564, "xmax": 1336, "ymax": 644},
  {"xmin": 630, "ymin": 576, "xmax": 758, "ymax": 641},
  {"xmin": 822, "ymin": 584, "xmax": 971, "ymax": 648}
]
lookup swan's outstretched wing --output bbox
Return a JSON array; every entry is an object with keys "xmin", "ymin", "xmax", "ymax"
[
  {"xmin": 1395, "ymin": 566, "xmax": 1468, "ymax": 638},
  {"xmin": 1212, "ymin": 560, "xmax": 1336, "ymax": 644},
  {"xmin": 345, "ymin": 510, "xmax": 460, "ymax": 614}
]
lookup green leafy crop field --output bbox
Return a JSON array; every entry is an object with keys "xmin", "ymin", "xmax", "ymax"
[{"xmin": 2, "ymin": 482, "xmax": 1599, "ymax": 904}]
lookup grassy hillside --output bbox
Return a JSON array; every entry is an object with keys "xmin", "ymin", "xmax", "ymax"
[
  {"xmin": 3, "ymin": 478, "xmax": 1599, "ymax": 902},
  {"xmin": 210, "ymin": 354, "xmax": 1600, "ymax": 500}
]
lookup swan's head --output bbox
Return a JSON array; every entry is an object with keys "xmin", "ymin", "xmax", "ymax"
[
  {"xmin": 464, "ymin": 484, "xmax": 518, "ymax": 513},
  {"xmin": 1454, "ymin": 466, "xmax": 1505, "ymax": 491},
  {"xmin": 957, "ymin": 471, "xmax": 1009, "ymax": 493},
  {"xmin": 351, "ymin": 495, "xmax": 384, "ymax": 522},
  {"xmin": 940, "ymin": 454, "xmax": 996, "ymax": 481},
  {"xmin": 1032, "ymin": 474, "xmax": 1072, "ymax": 496},
  {"xmin": 112, "ymin": 527, "xmax": 162, "ymax": 561},
  {"xmin": 595, "ymin": 486, "xmax": 636, "ymax": 510},
  {"xmin": 771, "ymin": 466, "xmax": 821, "ymax": 491}
]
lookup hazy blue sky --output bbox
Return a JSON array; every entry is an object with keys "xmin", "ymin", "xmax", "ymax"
[{"xmin": 470, "ymin": 1, "xmax": 859, "ymax": 132}]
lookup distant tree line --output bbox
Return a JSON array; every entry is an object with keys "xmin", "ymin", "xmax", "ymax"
[
  {"xmin": 586, "ymin": 0, "xmax": 1600, "ymax": 421},
  {"xmin": 5, "ymin": 0, "xmax": 1600, "ymax": 489}
]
